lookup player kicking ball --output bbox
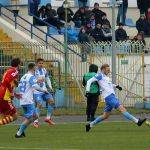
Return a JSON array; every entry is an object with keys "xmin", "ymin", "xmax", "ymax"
[
  {"xmin": 85, "ymin": 64, "xmax": 147, "ymax": 132},
  {"xmin": 33, "ymin": 58, "xmax": 55, "ymax": 128},
  {"xmin": 15, "ymin": 63, "xmax": 48, "ymax": 138}
]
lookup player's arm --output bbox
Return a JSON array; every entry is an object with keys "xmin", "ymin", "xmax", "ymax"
[
  {"xmin": 112, "ymin": 83, "xmax": 122, "ymax": 91},
  {"xmin": 115, "ymin": 85, "xmax": 122, "ymax": 91},
  {"xmin": 86, "ymin": 74, "xmax": 102, "ymax": 92},
  {"xmin": 3, "ymin": 69, "xmax": 19, "ymax": 93},
  {"xmin": 29, "ymin": 76, "xmax": 48, "ymax": 94},
  {"xmin": 86, "ymin": 77, "xmax": 98, "ymax": 93},
  {"xmin": 32, "ymin": 84, "xmax": 48, "ymax": 94},
  {"xmin": 45, "ymin": 72, "xmax": 53, "ymax": 92}
]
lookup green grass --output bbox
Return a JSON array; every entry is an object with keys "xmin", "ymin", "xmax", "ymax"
[
  {"xmin": 17, "ymin": 107, "xmax": 150, "ymax": 116},
  {"xmin": 0, "ymin": 122, "xmax": 150, "ymax": 150}
]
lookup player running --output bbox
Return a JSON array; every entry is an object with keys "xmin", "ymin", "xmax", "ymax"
[
  {"xmin": 85, "ymin": 64, "xmax": 147, "ymax": 132},
  {"xmin": 0, "ymin": 58, "xmax": 21, "ymax": 125},
  {"xmin": 33, "ymin": 58, "xmax": 55, "ymax": 128},
  {"xmin": 15, "ymin": 63, "xmax": 48, "ymax": 138}
]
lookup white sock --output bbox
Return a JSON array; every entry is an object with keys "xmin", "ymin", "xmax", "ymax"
[
  {"xmin": 46, "ymin": 114, "xmax": 51, "ymax": 120},
  {"xmin": 90, "ymin": 123, "xmax": 93, "ymax": 128},
  {"xmin": 17, "ymin": 131, "xmax": 21, "ymax": 136},
  {"xmin": 34, "ymin": 119, "xmax": 38, "ymax": 123}
]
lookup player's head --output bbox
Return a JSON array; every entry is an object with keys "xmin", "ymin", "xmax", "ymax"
[
  {"xmin": 28, "ymin": 63, "xmax": 36, "ymax": 73},
  {"xmin": 36, "ymin": 58, "xmax": 44, "ymax": 69},
  {"xmin": 11, "ymin": 58, "xmax": 21, "ymax": 68},
  {"xmin": 89, "ymin": 64, "xmax": 98, "ymax": 73},
  {"xmin": 101, "ymin": 64, "xmax": 110, "ymax": 75}
]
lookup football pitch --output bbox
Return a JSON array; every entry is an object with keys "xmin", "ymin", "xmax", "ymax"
[{"xmin": 0, "ymin": 122, "xmax": 150, "ymax": 150}]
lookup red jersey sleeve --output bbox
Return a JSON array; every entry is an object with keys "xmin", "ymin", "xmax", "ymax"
[{"xmin": 1, "ymin": 68, "xmax": 19, "ymax": 93}]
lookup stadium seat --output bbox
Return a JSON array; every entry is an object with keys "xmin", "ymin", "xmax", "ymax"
[
  {"xmin": 61, "ymin": 27, "xmax": 80, "ymax": 42},
  {"xmin": 0, "ymin": 29, "xmax": 13, "ymax": 42},
  {"xmin": 125, "ymin": 18, "xmax": 136, "ymax": 27},
  {"xmin": 48, "ymin": 26, "xmax": 59, "ymax": 35}
]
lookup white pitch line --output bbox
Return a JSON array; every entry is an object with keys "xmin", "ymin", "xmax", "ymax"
[{"xmin": 0, "ymin": 147, "xmax": 78, "ymax": 150}]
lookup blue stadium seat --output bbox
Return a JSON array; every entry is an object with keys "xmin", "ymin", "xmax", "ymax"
[
  {"xmin": 125, "ymin": 18, "xmax": 136, "ymax": 27},
  {"xmin": 48, "ymin": 26, "xmax": 59, "ymax": 35},
  {"xmin": 61, "ymin": 27, "xmax": 80, "ymax": 42}
]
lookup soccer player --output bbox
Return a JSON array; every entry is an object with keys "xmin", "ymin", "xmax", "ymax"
[
  {"xmin": 33, "ymin": 58, "xmax": 55, "ymax": 128},
  {"xmin": 15, "ymin": 63, "xmax": 48, "ymax": 138},
  {"xmin": 85, "ymin": 64, "xmax": 147, "ymax": 132},
  {"xmin": 83, "ymin": 64, "xmax": 100, "ymax": 121},
  {"xmin": 0, "ymin": 58, "xmax": 21, "ymax": 125}
]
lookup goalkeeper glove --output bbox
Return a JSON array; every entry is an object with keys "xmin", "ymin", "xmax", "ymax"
[{"xmin": 116, "ymin": 85, "xmax": 122, "ymax": 91}]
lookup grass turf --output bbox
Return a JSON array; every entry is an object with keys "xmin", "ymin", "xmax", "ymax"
[{"xmin": 0, "ymin": 122, "xmax": 150, "ymax": 150}]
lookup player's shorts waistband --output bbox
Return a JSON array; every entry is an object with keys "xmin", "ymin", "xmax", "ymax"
[{"xmin": 105, "ymin": 93, "xmax": 116, "ymax": 100}]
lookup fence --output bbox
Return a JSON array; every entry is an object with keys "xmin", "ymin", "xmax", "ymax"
[
  {"xmin": 71, "ymin": 41, "xmax": 145, "ymax": 107},
  {"xmin": 0, "ymin": 41, "xmax": 146, "ymax": 108}
]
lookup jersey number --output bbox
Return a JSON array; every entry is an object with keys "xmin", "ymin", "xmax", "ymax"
[{"xmin": 20, "ymin": 81, "xmax": 26, "ymax": 93}]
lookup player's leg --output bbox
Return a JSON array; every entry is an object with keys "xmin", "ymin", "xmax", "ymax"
[
  {"xmin": 86, "ymin": 103, "xmax": 112, "ymax": 132},
  {"xmin": 16, "ymin": 104, "xmax": 37, "ymax": 138},
  {"xmin": 86, "ymin": 111, "xmax": 110, "ymax": 132},
  {"xmin": 90, "ymin": 95, "xmax": 99, "ymax": 121},
  {"xmin": 91, "ymin": 111, "xmax": 110, "ymax": 127},
  {"xmin": 118, "ymin": 104, "xmax": 147, "ymax": 126},
  {"xmin": 33, "ymin": 94, "xmax": 43, "ymax": 128},
  {"xmin": 110, "ymin": 94, "xmax": 147, "ymax": 126},
  {"xmin": 44, "ymin": 93, "xmax": 55, "ymax": 125},
  {"xmin": 86, "ymin": 96, "xmax": 92, "ymax": 121},
  {"xmin": 0, "ymin": 100, "xmax": 18, "ymax": 125}
]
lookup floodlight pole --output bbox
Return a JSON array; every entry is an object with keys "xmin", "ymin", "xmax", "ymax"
[
  {"xmin": 64, "ymin": 0, "xmax": 68, "ymax": 107},
  {"xmin": 111, "ymin": 0, "xmax": 116, "ymax": 84}
]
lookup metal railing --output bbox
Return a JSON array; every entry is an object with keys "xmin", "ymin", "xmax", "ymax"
[{"xmin": 0, "ymin": 4, "xmax": 81, "ymax": 56}]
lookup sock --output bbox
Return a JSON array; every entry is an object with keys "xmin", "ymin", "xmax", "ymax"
[
  {"xmin": 34, "ymin": 119, "xmax": 38, "ymax": 123},
  {"xmin": 47, "ymin": 104, "xmax": 54, "ymax": 119},
  {"xmin": 35, "ymin": 107, "xmax": 41, "ymax": 122},
  {"xmin": 123, "ymin": 111, "xmax": 138, "ymax": 123},
  {"xmin": 0, "ymin": 116, "xmax": 14, "ymax": 125},
  {"xmin": 90, "ymin": 116, "xmax": 105, "ymax": 127},
  {"xmin": 17, "ymin": 122, "xmax": 27, "ymax": 136}
]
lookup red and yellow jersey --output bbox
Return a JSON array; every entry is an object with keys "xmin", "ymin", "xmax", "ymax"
[{"xmin": 0, "ymin": 67, "xmax": 19, "ymax": 101}]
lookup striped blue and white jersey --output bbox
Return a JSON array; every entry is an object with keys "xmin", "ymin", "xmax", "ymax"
[{"xmin": 34, "ymin": 68, "xmax": 49, "ymax": 94}]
